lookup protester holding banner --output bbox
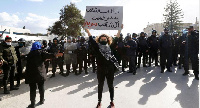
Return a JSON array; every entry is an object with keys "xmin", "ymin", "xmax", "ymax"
[{"xmin": 83, "ymin": 23, "xmax": 123, "ymax": 108}]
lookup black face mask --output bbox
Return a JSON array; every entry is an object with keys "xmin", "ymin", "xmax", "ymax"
[
  {"xmin": 99, "ymin": 41, "xmax": 107, "ymax": 45},
  {"xmin": 165, "ymin": 32, "xmax": 168, "ymax": 35}
]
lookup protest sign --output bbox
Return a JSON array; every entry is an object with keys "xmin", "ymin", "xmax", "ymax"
[{"xmin": 84, "ymin": 6, "xmax": 123, "ymax": 30}]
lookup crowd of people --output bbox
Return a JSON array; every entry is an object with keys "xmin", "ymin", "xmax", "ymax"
[{"xmin": 0, "ymin": 25, "xmax": 199, "ymax": 108}]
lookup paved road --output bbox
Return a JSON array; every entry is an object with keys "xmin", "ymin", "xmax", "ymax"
[{"xmin": 0, "ymin": 65, "xmax": 199, "ymax": 108}]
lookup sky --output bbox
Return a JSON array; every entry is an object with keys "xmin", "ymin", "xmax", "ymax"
[{"xmin": 0, "ymin": 0, "xmax": 199, "ymax": 36}]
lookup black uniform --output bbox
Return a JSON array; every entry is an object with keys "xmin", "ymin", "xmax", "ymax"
[
  {"xmin": 15, "ymin": 45, "xmax": 23, "ymax": 87},
  {"xmin": 147, "ymin": 35, "xmax": 159, "ymax": 66},
  {"xmin": 126, "ymin": 39, "xmax": 137, "ymax": 74},
  {"xmin": 42, "ymin": 40, "xmax": 50, "ymax": 73},
  {"xmin": 172, "ymin": 35, "xmax": 179, "ymax": 66},
  {"xmin": 159, "ymin": 33, "xmax": 173, "ymax": 72},
  {"xmin": 183, "ymin": 31, "xmax": 199, "ymax": 80},
  {"xmin": 77, "ymin": 39, "xmax": 88, "ymax": 74},
  {"xmin": 178, "ymin": 34, "xmax": 186, "ymax": 69},
  {"xmin": 88, "ymin": 38, "xmax": 97, "ymax": 73},
  {"xmin": 137, "ymin": 36, "xmax": 149, "ymax": 67},
  {"xmin": 116, "ymin": 37, "xmax": 127, "ymax": 72},
  {"xmin": 49, "ymin": 40, "xmax": 64, "ymax": 77}
]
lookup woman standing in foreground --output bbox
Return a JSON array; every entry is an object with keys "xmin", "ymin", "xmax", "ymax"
[
  {"xmin": 25, "ymin": 42, "xmax": 63, "ymax": 108},
  {"xmin": 84, "ymin": 25, "xmax": 123, "ymax": 108}
]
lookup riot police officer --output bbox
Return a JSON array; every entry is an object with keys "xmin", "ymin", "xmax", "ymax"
[
  {"xmin": 159, "ymin": 28, "xmax": 173, "ymax": 73},
  {"xmin": 125, "ymin": 35, "xmax": 137, "ymax": 75},
  {"xmin": 137, "ymin": 32, "xmax": 149, "ymax": 68},
  {"xmin": 0, "ymin": 36, "xmax": 18, "ymax": 94},
  {"xmin": 64, "ymin": 36, "xmax": 78, "ymax": 76},
  {"xmin": 15, "ymin": 38, "xmax": 26, "ymax": 87},
  {"xmin": 132, "ymin": 33, "xmax": 138, "ymax": 67},
  {"xmin": 49, "ymin": 38, "xmax": 64, "ymax": 78},
  {"xmin": 172, "ymin": 32, "xmax": 179, "ymax": 66},
  {"xmin": 147, "ymin": 30, "xmax": 159, "ymax": 67},
  {"xmin": 88, "ymin": 36, "xmax": 97, "ymax": 73},
  {"xmin": 41, "ymin": 40, "xmax": 50, "ymax": 73},
  {"xmin": 183, "ymin": 26, "xmax": 199, "ymax": 80},
  {"xmin": 77, "ymin": 36, "xmax": 88, "ymax": 74},
  {"xmin": 116, "ymin": 33, "xmax": 127, "ymax": 72},
  {"xmin": 178, "ymin": 29, "xmax": 187, "ymax": 69}
]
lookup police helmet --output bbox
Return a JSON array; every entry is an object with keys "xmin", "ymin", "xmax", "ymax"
[
  {"xmin": 18, "ymin": 38, "xmax": 26, "ymax": 43},
  {"xmin": 120, "ymin": 33, "xmax": 123, "ymax": 37},
  {"xmin": 127, "ymin": 33, "xmax": 131, "ymax": 36},
  {"xmin": 67, "ymin": 36, "xmax": 72, "ymax": 41},
  {"xmin": 152, "ymin": 30, "xmax": 157, "ymax": 34},
  {"xmin": 77, "ymin": 36, "xmax": 81, "ymax": 40},
  {"xmin": 164, "ymin": 28, "xmax": 169, "ymax": 31},
  {"xmin": 132, "ymin": 33, "xmax": 137, "ymax": 37},
  {"xmin": 140, "ymin": 32, "xmax": 145, "ymax": 36}
]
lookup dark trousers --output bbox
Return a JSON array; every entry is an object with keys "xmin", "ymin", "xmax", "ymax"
[
  {"xmin": 97, "ymin": 65, "xmax": 114, "ymax": 102},
  {"xmin": 29, "ymin": 81, "xmax": 44, "ymax": 101},
  {"xmin": 66, "ymin": 64, "xmax": 77, "ymax": 73},
  {"xmin": 91, "ymin": 56, "xmax": 96, "ymax": 71},
  {"xmin": 160, "ymin": 50, "xmax": 172, "ymax": 70},
  {"xmin": 16, "ymin": 62, "xmax": 22, "ymax": 85},
  {"xmin": 77, "ymin": 57, "xmax": 87, "ymax": 72},
  {"xmin": 149, "ymin": 50, "xmax": 158, "ymax": 66},
  {"xmin": 178, "ymin": 54, "xmax": 184, "ymax": 66},
  {"xmin": 3, "ymin": 64, "xmax": 15, "ymax": 91},
  {"xmin": 128, "ymin": 56, "xmax": 136, "ymax": 72},
  {"xmin": 52, "ymin": 58, "xmax": 63, "ymax": 74},
  {"xmin": 122, "ymin": 55, "xmax": 128, "ymax": 71},
  {"xmin": 138, "ymin": 52, "xmax": 147, "ymax": 66},
  {"xmin": 184, "ymin": 54, "xmax": 199, "ymax": 75},
  {"xmin": 172, "ymin": 49, "xmax": 178, "ymax": 65},
  {"xmin": 44, "ymin": 60, "xmax": 50, "ymax": 73}
]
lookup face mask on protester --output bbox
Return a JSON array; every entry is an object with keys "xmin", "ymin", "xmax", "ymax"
[
  {"xmin": 99, "ymin": 40, "xmax": 107, "ymax": 45},
  {"xmin": 6, "ymin": 42, "xmax": 12, "ymax": 46}
]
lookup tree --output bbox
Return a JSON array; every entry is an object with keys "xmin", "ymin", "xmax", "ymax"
[
  {"xmin": 47, "ymin": 3, "xmax": 84, "ymax": 38},
  {"xmin": 47, "ymin": 21, "xmax": 65, "ymax": 36},
  {"xmin": 163, "ymin": 0, "xmax": 184, "ymax": 33}
]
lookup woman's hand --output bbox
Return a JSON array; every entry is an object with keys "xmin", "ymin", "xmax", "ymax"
[
  {"xmin": 82, "ymin": 24, "xmax": 92, "ymax": 36},
  {"xmin": 116, "ymin": 24, "xmax": 123, "ymax": 38}
]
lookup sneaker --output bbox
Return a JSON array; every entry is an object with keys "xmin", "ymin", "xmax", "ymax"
[
  {"xmin": 4, "ymin": 90, "xmax": 10, "ymax": 94},
  {"xmin": 16, "ymin": 83, "xmax": 20, "ymax": 88},
  {"xmin": 96, "ymin": 102, "xmax": 101, "ymax": 108},
  {"xmin": 110, "ymin": 102, "xmax": 115, "ymax": 108},
  {"xmin": 195, "ymin": 76, "xmax": 199, "ymax": 80},
  {"xmin": 10, "ymin": 87, "xmax": 19, "ymax": 91},
  {"xmin": 167, "ymin": 68, "xmax": 172, "ymax": 72},
  {"xmin": 50, "ymin": 74, "xmax": 55, "ymax": 78},
  {"xmin": 182, "ymin": 72, "xmax": 189, "ymax": 76},
  {"xmin": 178, "ymin": 65, "xmax": 182, "ymax": 69},
  {"xmin": 40, "ymin": 99, "xmax": 45, "ymax": 105}
]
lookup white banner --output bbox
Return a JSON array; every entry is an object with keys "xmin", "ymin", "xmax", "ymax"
[{"xmin": 84, "ymin": 6, "xmax": 123, "ymax": 30}]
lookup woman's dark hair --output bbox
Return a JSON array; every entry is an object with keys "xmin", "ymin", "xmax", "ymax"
[{"xmin": 96, "ymin": 34, "xmax": 112, "ymax": 45}]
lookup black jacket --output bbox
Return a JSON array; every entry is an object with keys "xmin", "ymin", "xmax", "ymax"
[
  {"xmin": 126, "ymin": 40, "xmax": 137, "ymax": 56},
  {"xmin": 25, "ymin": 50, "xmax": 55, "ymax": 84},
  {"xmin": 147, "ymin": 35, "xmax": 159, "ymax": 51},
  {"xmin": 137, "ymin": 36, "xmax": 149, "ymax": 52},
  {"xmin": 88, "ymin": 36, "xmax": 114, "ymax": 68},
  {"xmin": 159, "ymin": 34, "xmax": 173, "ymax": 50}
]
